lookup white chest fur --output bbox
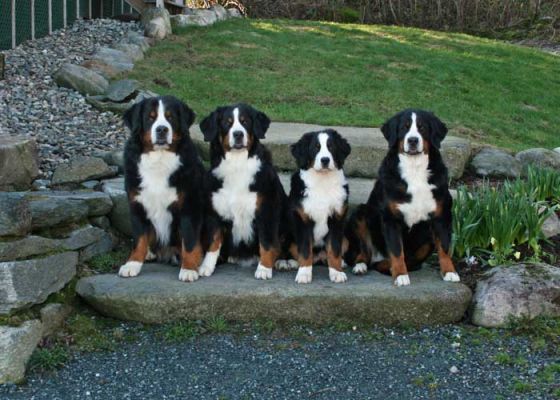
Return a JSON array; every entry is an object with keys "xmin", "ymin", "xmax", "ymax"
[
  {"xmin": 212, "ymin": 151, "xmax": 261, "ymax": 245},
  {"xmin": 136, "ymin": 151, "xmax": 182, "ymax": 245},
  {"xmin": 397, "ymin": 153, "xmax": 436, "ymax": 228},
  {"xmin": 300, "ymin": 169, "xmax": 347, "ymax": 246}
]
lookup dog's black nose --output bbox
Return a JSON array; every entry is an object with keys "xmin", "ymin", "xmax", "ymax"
[
  {"xmin": 321, "ymin": 157, "xmax": 330, "ymax": 167},
  {"xmin": 233, "ymin": 131, "xmax": 244, "ymax": 141},
  {"xmin": 156, "ymin": 125, "xmax": 169, "ymax": 135},
  {"xmin": 407, "ymin": 137, "xmax": 419, "ymax": 147}
]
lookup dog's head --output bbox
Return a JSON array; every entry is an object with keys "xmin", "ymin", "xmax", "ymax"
[
  {"xmin": 123, "ymin": 96, "xmax": 195, "ymax": 152},
  {"xmin": 381, "ymin": 109, "xmax": 447, "ymax": 155},
  {"xmin": 199, "ymin": 104, "xmax": 270, "ymax": 154},
  {"xmin": 291, "ymin": 129, "xmax": 351, "ymax": 172}
]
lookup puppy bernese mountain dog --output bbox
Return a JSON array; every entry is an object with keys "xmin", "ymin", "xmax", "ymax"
[
  {"xmin": 197, "ymin": 104, "xmax": 286, "ymax": 280},
  {"xmin": 288, "ymin": 129, "xmax": 351, "ymax": 284},
  {"xmin": 118, "ymin": 96, "xmax": 207, "ymax": 282},
  {"xmin": 345, "ymin": 109, "xmax": 460, "ymax": 286}
]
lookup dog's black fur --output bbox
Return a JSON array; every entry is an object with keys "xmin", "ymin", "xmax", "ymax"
[{"xmin": 345, "ymin": 109, "xmax": 458, "ymax": 285}]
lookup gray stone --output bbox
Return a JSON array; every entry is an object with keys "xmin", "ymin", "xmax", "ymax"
[
  {"xmin": 29, "ymin": 191, "xmax": 113, "ymax": 218},
  {"xmin": 81, "ymin": 180, "xmax": 100, "ymax": 190},
  {"xmin": 515, "ymin": 148, "xmax": 560, "ymax": 171},
  {"xmin": 211, "ymin": 5, "xmax": 228, "ymax": 20},
  {"xmin": 0, "ymin": 252, "xmax": 78, "ymax": 315},
  {"xmin": 142, "ymin": 8, "xmax": 172, "ymax": 39},
  {"xmin": 40, "ymin": 303, "xmax": 72, "ymax": 338},
  {"xmin": 32, "ymin": 179, "xmax": 50, "ymax": 191},
  {"xmin": 0, "ymin": 225, "xmax": 112, "ymax": 263},
  {"xmin": 80, "ymin": 59, "xmax": 120, "ymax": 80},
  {"xmin": 470, "ymin": 148, "xmax": 522, "ymax": 178},
  {"xmin": 105, "ymin": 80, "xmax": 140, "ymax": 103},
  {"xmin": 51, "ymin": 156, "xmax": 116, "ymax": 187},
  {"xmin": 227, "ymin": 8, "xmax": 242, "ymax": 18},
  {"xmin": 0, "ymin": 320, "xmax": 42, "ymax": 384},
  {"xmin": 123, "ymin": 32, "xmax": 152, "ymax": 52},
  {"xmin": 101, "ymin": 150, "xmax": 124, "ymax": 172},
  {"xmin": 90, "ymin": 216, "xmax": 111, "ymax": 230},
  {"xmin": 101, "ymin": 177, "xmax": 131, "ymax": 236},
  {"xmin": 191, "ymin": 122, "xmax": 472, "ymax": 179},
  {"xmin": 171, "ymin": 9, "xmax": 217, "ymax": 28},
  {"xmin": 86, "ymin": 89, "xmax": 157, "ymax": 114},
  {"xmin": 90, "ymin": 47, "xmax": 135, "ymax": 74},
  {"xmin": 77, "ymin": 264, "xmax": 472, "ymax": 326},
  {"xmin": 542, "ymin": 212, "xmax": 560, "ymax": 239},
  {"xmin": 471, "ymin": 263, "xmax": 560, "ymax": 328},
  {"xmin": 554, "ymin": 147, "xmax": 560, "ymax": 155},
  {"xmin": 53, "ymin": 64, "xmax": 109, "ymax": 96},
  {"xmin": 0, "ymin": 136, "xmax": 39, "ymax": 191},
  {"xmin": 0, "ymin": 193, "xmax": 31, "ymax": 237},
  {"xmin": 114, "ymin": 43, "xmax": 144, "ymax": 62}
]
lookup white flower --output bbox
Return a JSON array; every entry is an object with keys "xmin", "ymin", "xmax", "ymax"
[
  {"xmin": 514, "ymin": 251, "xmax": 521, "ymax": 260},
  {"xmin": 490, "ymin": 237, "xmax": 497, "ymax": 246}
]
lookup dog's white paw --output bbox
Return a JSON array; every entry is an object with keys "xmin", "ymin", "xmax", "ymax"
[
  {"xmin": 254, "ymin": 263, "xmax": 272, "ymax": 280},
  {"xmin": 146, "ymin": 249, "xmax": 157, "ymax": 261},
  {"xmin": 352, "ymin": 263, "xmax": 368, "ymax": 275},
  {"xmin": 198, "ymin": 262, "xmax": 216, "ymax": 277},
  {"xmin": 295, "ymin": 266, "xmax": 312, "ymax": 284},
  {"xmin": 178, "ymin": 269, "xmax": 199, "ymax": 282},
  {"xmin": 329, "ymin": 268, "xmax": 347, "ymax": 283},
  {"xmin": 394, "ymin": 274, "xmax": 411, "ymax": 287},
  {"xmin": 275, "ymin": 259, "xmax": 299, "ymax": 271},
  {"xmin": 118, "ymin": 261, "xmax": 143, "ymax": 278},
  {"xmin": 443, "ymin": 272, "xmax": 460, "ymax": 282},
  {"xmin": 199, "ymin": 250, "xmax": 219, "ymax": 277}
]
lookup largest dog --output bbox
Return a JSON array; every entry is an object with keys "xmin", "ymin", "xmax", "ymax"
[
  {"xmin": 345, "ymin": 109, "xmax": 460, "ymax": 286},
  {"xmin": 118, "ymin": 96, "xmax": 206, "ymax": 282},
  {"xmin": 197, "ymin": 103, "xmax": 287, "ymax": 280}
]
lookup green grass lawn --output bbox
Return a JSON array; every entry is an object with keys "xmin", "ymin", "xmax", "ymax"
[{"xmin": 128, "ymin": 18, "xmax": 560, "ymax": 150}]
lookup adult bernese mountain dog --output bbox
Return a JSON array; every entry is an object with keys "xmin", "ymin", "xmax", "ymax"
[
  {"xmin": 118, "ymin": 95, "xmax": 207, "ymax": 282},
  {"xmin": 288, "ymin": 129, "xmax": 351, "ymax": 284},
  {"xmin": 197, "ymin": 103, "xmax": 287, "ymax": 280},
  {"xmin": 345, "ymin": 109, "xmax": 460, "ymax": 286}
]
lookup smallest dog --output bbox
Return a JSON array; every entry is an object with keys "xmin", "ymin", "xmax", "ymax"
[
  {"xmin": 288, "ymin": 129, "xmax": 351, "ymax": 283},
  {"xmin": 345, "ymin": 109, "xmax": 460, "ymax": 286},
  {"xmin": 118, "ymin": 96, "xmax": 206, "ymax": 282}
]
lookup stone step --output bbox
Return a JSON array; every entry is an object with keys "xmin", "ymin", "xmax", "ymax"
[
  {"xmin": 190, "ymin": 122, "xmax": 472, "ymax": 179},
  {"xmin": 76, "ymin": 264, "xmax": 472, "ymax": 326}
]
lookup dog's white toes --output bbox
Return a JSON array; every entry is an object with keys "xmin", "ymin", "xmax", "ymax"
[
  {"xmin": 352, "ymin": 263, "xmax": 368, "ymax": 275},
  {"xmin": 254, "ymin": 263, "xmax": 272, "ymax": 280},
  {"xmin": 118, "ymin": 261, "xmax": 142, "ymax": 278},
  {"xmin": 275, "ymin": 259, "xmax": 288, "ymax": 270},
  {"xmin": 178, "ymin": 269, "xmax": 199, "ymax": 282},
  {"xmin": 227, "ymin": 256, "xmax": 238, "ymax": 264},
  {"xmin": 394, "ymin": 274, "xmax": 411, "ymax": 287},
  {"xmin": 198, "ymin": 263, "xmax": 215, "ymax": 277},
  {"xmin": 287, "ymin": 259, "xmax": 299, "ymax": 270},
  {"xmin": 443, "ymin": 272, "xmax": 460, "ymax": 282},
  {"xmin": 295, "ymin": 266, "xmax": 313, "ymax": 284},
  {"xmin": 329, "ymin": 268, "xmax": 347, "ymax": 283},
  {"xmin": 199, "ymin": 250, "xmax": 219, "ymax": 277}
]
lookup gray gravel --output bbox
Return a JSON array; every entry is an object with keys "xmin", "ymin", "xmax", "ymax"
[
  {"xmin": 0, "ymin": 19, "xmax": 141, "ymax": 178},
  {"xmin": 0, "ymin": 324, "xmax": 557, "ymax": 399}
]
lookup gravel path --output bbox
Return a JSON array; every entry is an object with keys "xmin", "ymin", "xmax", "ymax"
[
  {"xmin": 0, "ymin": 19, "xmax": 141, "ymax": 178},
  {"xmin": 0, "ymin": 325, "xmax": 557, "ymax": 399}
]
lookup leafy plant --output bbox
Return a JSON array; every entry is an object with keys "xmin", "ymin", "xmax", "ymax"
[{"xmin": 28, "ymin": 346, "xmax": 69, "ymax": 372}]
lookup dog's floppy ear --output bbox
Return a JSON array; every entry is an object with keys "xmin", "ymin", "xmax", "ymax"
[
  {"xmin": 200, "ymin": 108, "xmax": 221, "ymax": 142},
  {"xmin": 291, "ymin": 132, "xmax": 313, "ymax": 169},
  {"xmin": 123, "ymin": 99, "xmax": 145, "ymax": 134},
  {"xmin": 427, "ymin": 112, "xmax": 448, "ymax": 149},
  {"xmin": 179, "ymin": 101, "xmax": 196, "ymax": 134},
  {"xmin": 252, "ymin": 109, "xmax": 271, "ymax": 139},
  {"xmin": 381, "ymin": 113, "xmax": 400, "ymax": 148},
  {"xmin": 331, "ymin": 130, "xmax": 351, "ymax": 165}
]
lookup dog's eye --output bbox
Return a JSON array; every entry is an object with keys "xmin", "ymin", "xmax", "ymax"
[
  {"xmin": 241, "ymin": 119, "xmax": 249, "ymax": 126},
  {"xmin": 315, "ymin": 143, "xmax": 321, "ymax": 150},
  {"xmin": 227, "ymin": 118, "xmax": 233, "ymax": 126}
]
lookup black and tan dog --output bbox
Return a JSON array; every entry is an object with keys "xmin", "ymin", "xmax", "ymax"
[
  {"xmin": 197, "ymin": 104, "xmax": 287, "ymax": 280},
  {"xmin": 288, "ymin": 129, "xmax": 351, "ymax": 283},
  {"xmin": 118, "ymin": 96, "xmax": 207, "ymax": 282},
  {"xmin": 345, "ymin": 110, "xmax": 460, "ymax": 286}
]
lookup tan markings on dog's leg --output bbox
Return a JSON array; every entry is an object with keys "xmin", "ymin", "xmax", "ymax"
[
  {"xmin": 327, "ymin": 242, "xmax": 343, "ymax": 272},
  {"xmin": 390, "ymin": 252, "xmax": 408, "ymax": 280},
  {"xmin": 259, "ymin": 245, "xmax": 279, "ymax": 269},
  {"xmin": 209, "ymin": 230, "xmax": 223, "ymax": 252},
  {"xmin": 435, "ymin": 239, "xmax": 456, "ymax": 275},
  {"xmin": 181, "ymin": 242, "xmax": 203, "ymax": 271},
  {"xmin": 129, "ymin": 234, "xmax": 149, "ymax": 262}
]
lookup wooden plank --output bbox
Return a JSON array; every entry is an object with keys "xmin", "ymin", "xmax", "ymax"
[{"xmin": 124, "ymin": 0, "xmax": 148, "ymax": 13}]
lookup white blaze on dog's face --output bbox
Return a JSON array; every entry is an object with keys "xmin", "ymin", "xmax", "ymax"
[
  {"xmin": 314, "ymin": 132, "xmax": 335, "ymax": 171},
  {"xmin": 228, "ymin": 107, "xmax": 249, "ymax": 150},
  {"xmin": 150, "ymin": 100, "xmax": 174, "ymax": 149},
  {"xmin": 403, "ymin": 112, "xmax": 424, "ymax": 155}
]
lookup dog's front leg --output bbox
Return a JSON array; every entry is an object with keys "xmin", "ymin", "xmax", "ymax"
[
  {"xmin": 326, "ymin": 213, "xmax": 348, "ymax": 283},
  {"xmin": 432, "ymin": 204, "xmax": 460, "ymax": 282},
  {"xmin": 382, "ymin": 217, "xmax": 410, "ymax": 286},
  {"xmin": 119, "ymin": 202, "xmax": 152, "ymax": 278},
  {"xmin": 178, "ymin": 213, "xmax": 203, "ymax": 282}
]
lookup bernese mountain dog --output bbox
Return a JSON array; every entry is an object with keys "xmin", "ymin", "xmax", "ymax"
[
  {"xmin": 118, "ymin": 95, "xmax": 207, "ymax": 282},
  {"xmin": 345, "ymin": 109, "xmax": 460, "ymax": 286},
  {"xmin": 288, "ymin": 129, "xmax": 351, "ymax": 284},
  {"xmin": 197, "ymin": 103, "xmax": 287, "ymax": 280}
]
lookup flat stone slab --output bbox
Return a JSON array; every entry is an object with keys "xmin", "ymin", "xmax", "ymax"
[
  {"xmin": 191, "ymin": 122, "xmax": 472, "ymax": 179},
  {"xmin": 76, "ymin": 264, "xmax": 472, "ymax": 326}
]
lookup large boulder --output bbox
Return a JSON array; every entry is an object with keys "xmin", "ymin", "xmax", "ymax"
[
  {"xmin": 40, "ymin": 303, "xmax": 72, "ymax": 338},
  {"xmin": 0, "ymin": 320, "xmax": 42, "ymax": 384},
  {"xmin": 542, "ymin": 212, "xmax": 560, "ymax": 239},
  {"xmin": 102, "ymin": 177, "xmax": 131, "ymax": 236},
  {"xmin": 105, "ymin": 80, "xmax": 140, "ymax": 103},
  {"xmin": 53, "ymin": 64, "xmax": 109, "ymax": 96},
  {"xmin": 0, "ymin": 136, "xmax": 39, "ymax": 191},
  {"xmin": 0, "ymin": 252, "xmax": 78, "ymax": 315},
  {"xmin": 471, "ymin": 263, "xmax": 560, "ymax": 328},
  {"xmin": 90, "ymin": 47, "xmax": 135, "ymax": 74},
  {"xmin": 210, "ymin": 5, "xmax": 228, "ymax": 21},
  {"xmin": 515, "ymin": 148, "xmax": 560, "ymax": 171},
  {"xmin": 227, "ymin": 8, "xmax": 242, "ymax": 18},
  {"xmin": 123, "ymin": 32, "xmax": 153, "ymax": 52},
  {"xmin": 80, "ymin": 59, "xmax": 121, "ymax": 80},
  {"xmin": 51, "ymin": 156, "xmax": 116, "ymax": 187},
  {"xmin": 142, "ymin": 8, "xmax": 172, "ymax": 39},
  {"xmin": 114, "ymin": 43, "xmax": 144, "ymax": 62},
  {"xmin": 0, "ymin": 193, "xmax": 31, "ymax": 237},
  {"xmin": 470, "ymin": 148, "xmax": 522, "ymax": 178},
  {"xmin": 171, "ymin": 9, "xmax": 218, "ymax": 28}
]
